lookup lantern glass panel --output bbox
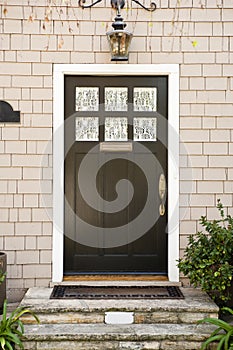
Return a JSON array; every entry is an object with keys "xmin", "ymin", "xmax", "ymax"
[{"xmin": 107, "ymin": 30, "xmax": 132, "ymax": 61}]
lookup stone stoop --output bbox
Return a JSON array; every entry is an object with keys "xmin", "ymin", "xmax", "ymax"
[{"xmin": 20, "ymin": 286, "xmax": 219, "ymax": 350}]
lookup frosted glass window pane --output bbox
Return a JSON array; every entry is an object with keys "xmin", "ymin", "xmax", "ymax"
[
  {"xmin": 75, "ymin": 87, "xmax": 99, "ymax": 111},
  {"xmin": 105, "ymin": 117, "xmax": 128, "ymax": 141},
  {"xmin": 133, "ymin": 87, "xmax": 157, "ymax": 112},
  {"xmin": 133, "ymin": 118, "xmax": 157, "ymax": 141},
  {"xmin": 105, "ymin": 87, "xmax": 128, "ymax": 111},
  {"xmin": 75, "ymin": 117, "xmax": 99, "ymax": 141}
]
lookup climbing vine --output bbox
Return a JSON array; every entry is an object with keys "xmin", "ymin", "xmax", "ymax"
[{"xmin": 1, "ymin": 0, "xmax": 224, "ymax": 50}]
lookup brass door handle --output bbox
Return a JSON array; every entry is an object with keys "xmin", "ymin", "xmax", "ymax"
[{"xmin": 159, "ymin": 173, "xmax": 166, "ymax": 216}]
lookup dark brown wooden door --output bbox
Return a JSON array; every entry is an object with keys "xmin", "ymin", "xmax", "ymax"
[{"xmin": 64, "ymin": 75, "xmax": 168, "ymax": 275}]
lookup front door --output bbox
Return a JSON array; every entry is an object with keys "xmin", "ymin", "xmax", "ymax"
[{"xmin": 64, "ymin": 75, "xmax": 168, "ymax": 275}]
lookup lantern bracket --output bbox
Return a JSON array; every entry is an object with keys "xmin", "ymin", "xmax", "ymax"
[
  {"xmin": 78, "ymin": 0, "xmax": 156, "ymax": 12},
  {"xmin": 132, "ymin": 0, "xmax": 156, "ymax": 12}
]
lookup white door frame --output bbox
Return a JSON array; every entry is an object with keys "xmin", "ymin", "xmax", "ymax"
[{"xmin": 53, "ymin": 64, "xmax": 179, "ymax": 282}]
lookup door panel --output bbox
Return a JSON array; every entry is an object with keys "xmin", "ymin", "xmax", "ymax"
[{"xmin": 64, "ymin": 75, "xmax": 168, "ymax": 275}]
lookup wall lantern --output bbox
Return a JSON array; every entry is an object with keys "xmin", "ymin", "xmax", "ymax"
[{"xmin": 79, "ymin": 0, "xmax": 156, "ymax": 61}]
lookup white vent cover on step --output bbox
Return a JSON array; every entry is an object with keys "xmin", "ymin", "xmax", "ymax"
[{"xmin": 105, "ymin": 312, "xmax": 134, "ymax": 324}]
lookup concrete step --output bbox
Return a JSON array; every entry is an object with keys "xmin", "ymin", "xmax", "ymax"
[
  {"xmin": 22, "ymin": 323, "xmax": 217, "ymax": 350},
  {"xmin": 20, "ymin": 286, "xmax": 219, "ymax": 325},
  {"xmin": 20, "ymin": 287, "xmax": 219, "ymax": 349}
]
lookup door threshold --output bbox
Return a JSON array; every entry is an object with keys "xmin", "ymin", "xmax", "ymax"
[
  {"xmin": 63, "ymin": 275, "xmax": 168, "ymax": 282},
  {"xmin": 50, "ymin": 275, "xmax": 182, "ymax": 287}
]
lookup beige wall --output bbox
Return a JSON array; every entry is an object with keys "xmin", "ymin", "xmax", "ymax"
[{"xmin": 0, "ymin": 0, "xmax": 233, "ymax": 291}]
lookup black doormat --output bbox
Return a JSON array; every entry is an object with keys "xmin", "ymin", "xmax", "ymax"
[{"xmin": 50, "ymin": 285, "xmax": 184, "ymax": 299}]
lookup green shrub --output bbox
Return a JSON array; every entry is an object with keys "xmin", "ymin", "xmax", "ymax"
[{"xmin": 178, "ymin": 200, "xmax": 233, "ymax": 305}]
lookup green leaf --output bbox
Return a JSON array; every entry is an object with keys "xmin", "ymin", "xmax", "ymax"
[
  {"xmin": 199, "ymin": 318, "xmax": 233, "ymax": 333},
  {"xmin": 217, "ymin": 335, "xmax": 226, "ymax": 350},
  {"xmin": 209, "ymin": 326, "xmax": 222, "ymax": 338},
  {"xmin": 192, "ymin": 40, "xmax": 198, "ymax": 47},
  {"xmin": 224, "ymin": 329, "xmax": 233, "ymax": 350},
  {"xmin": 5, "ymin": 340, "xmax": 14, "ymax": 350},
  {"xmin": 200, "ymin": 334, "xmax": 225, "ymax": 350},
  {"xmin": 222, "ymin": 307, "xmax": 233, "ymax": 316},
  {"xmin": 0, "ymin": 337, "xmax": 6, "ymax": 349}
]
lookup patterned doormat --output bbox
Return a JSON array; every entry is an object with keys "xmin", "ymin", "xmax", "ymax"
[{"xmin": 50, "ymin": 285, "xmax": 184, "ymax": 299}]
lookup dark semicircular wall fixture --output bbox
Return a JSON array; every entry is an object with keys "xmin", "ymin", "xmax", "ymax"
[{"xmin": 0, "ymin": 100, "xmax": 20, "ymax": 123}]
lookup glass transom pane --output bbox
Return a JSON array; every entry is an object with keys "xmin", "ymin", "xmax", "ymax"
[
  {"xmin": 75, "ymin": 117, "xmax": 99, "ymax": 141},
  {"xmin": 105, "ymin": 117, "xmax": 128, "ymax": 141},
  {"xmin": 75, "ymin": 87, "xmax": 99, "ymax": 111},
  {"xmin": 105, "ymin": 87, "xmax": 128, "ymax": 111},
  {"xmin": 133, "ymin": 117, "xmax": 157, "ymax": 141},
  {"xmin": 133, "ymin": 87, "xmax": 157, "ymax": 112}
]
